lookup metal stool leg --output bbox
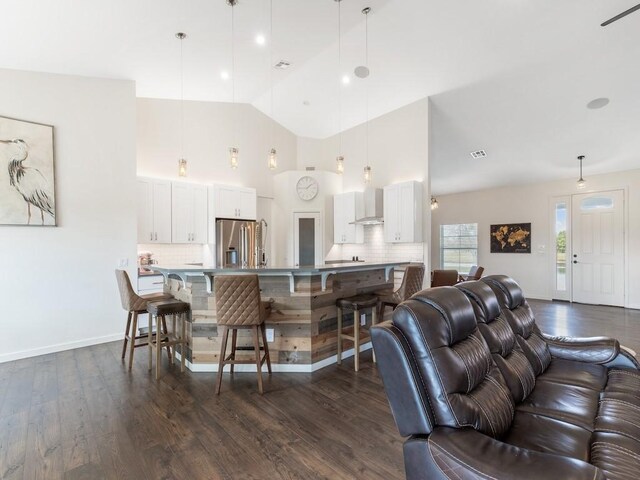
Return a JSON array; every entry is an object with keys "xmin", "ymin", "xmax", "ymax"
[
  {"xmin": 128, "ymin": 312, "xmax": 138, "ymax": 370},
  {"xmin": 371, "ymin": 306, "xmax": 378, "ymax": 363},
  {"xmin": 155, "ymin": 315, "xmax": 162, "ymax": 380},
  {"xmin": 252, "ymin": 325, "xmax": 264, "ymax": 395},
  {"xmin": 260, "ymin": 323, "xmax": 272, "ymax": 374},
  {"xmin": 148, "ymin": 313, "xmax": 153, "ymax": 372},
  {"xmin": 122, "ymin": 312, "xmax": 132, "ymax": 360},
  {"xmin": 216, "ymin": 326, "xmax": 229, "ymax": 395},
  {"xmin": 337, "ymin": 306, "xmax": 343, "ymax": 365},
  {"xmin": 180, "ymin": 312, "xmax": 186, "ymax": 373},
  {"xmin": 230, "ymin": 329, "xmax": 238, "ymax": 374}
]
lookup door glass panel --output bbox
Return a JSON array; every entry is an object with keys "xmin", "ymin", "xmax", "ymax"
[
  {"xmin": 555, "ymin": 202, "xmax": 567, "ymax": 291},
  {"xmin": 298, "ymin": 218, "xmax": 315, "ymax": 266},
  {"xmin": 580, "ymin": 197, "xmax": 614, "ymax": 210}
]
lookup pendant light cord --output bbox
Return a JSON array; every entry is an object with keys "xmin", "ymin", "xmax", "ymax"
[
  {"xmin": 231, "ymin": 3, "xmax": 236, "ymax": 146},
  {"xmin": 270, "ymin": 0, "xmax": 274, "ymax": 143},
  {"xmin": 338, "ymin": 0, "xmax": 342, "ymax": 154},
  {"xmin": 365, "ymin": 8, "xmax": 369, "ymax": 167},
  {"xmin": 180, "ymin": 35, "xmax": 184, "ymax": 160}
]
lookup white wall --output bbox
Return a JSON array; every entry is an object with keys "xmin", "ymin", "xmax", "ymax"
[
  {"xmin": 137, "ymin": 98, "xmax": 297, "ymax": 198},
  {"xmin": 297, "ymin": 98, "xmax": 431, "ymax": 270},
  {"xmin": 431, "ymin": 168, "xmax": 640, "ymax": 308},
  {"xmin": 0, "ymin": 69, "xmax": 137, "ymax": 362}
]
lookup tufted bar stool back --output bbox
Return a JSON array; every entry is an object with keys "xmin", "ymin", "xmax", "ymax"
[{"xmin": 214, "ymin": 275, "xmax": 272, "ymax": 394}]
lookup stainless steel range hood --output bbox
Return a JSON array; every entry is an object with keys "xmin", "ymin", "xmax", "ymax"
[{"xmin": 350, "ymin": 188, "xmax": 384, "ymax": 225}]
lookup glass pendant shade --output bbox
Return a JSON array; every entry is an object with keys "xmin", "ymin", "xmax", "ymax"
[
  {"xmin": 430, "ymin": 197, "xmax": 439, "ymax": 210},
  {"xmin": 178, "ymin": 158, "xmax": 187, "ymax": 177},
  {"xmin": 363, "ymin": 166, "xmax": 372, "ymax": 184},
  {"xmin": 229, "ymin": 147, "xmax": 239, "ymax": 169},
  {"xmin": 268, "ymin": 148, "xmax": 277, "ymax": 170},
  {"xmin": 336, "ymin": 155, "xmax": 344, "ymax": 174}
]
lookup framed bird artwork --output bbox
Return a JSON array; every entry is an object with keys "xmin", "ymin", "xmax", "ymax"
[{"xmin": 0, "ymin": 116, "xmax": 56, "ymax": 226}]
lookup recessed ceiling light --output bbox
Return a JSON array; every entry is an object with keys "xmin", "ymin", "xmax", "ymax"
[
  {"xmin": 255, "ymin": 34, "xmax": 266, "ymax": 46},
  {"xmin": 274, "ymin": 60, "xmax": 291, "ymax": 69},
  {"xmin": 587, "ymin": 97, "xmax": 610, "ymax": 109},
  {"xmin": 303, "ymin": 100, "xmax": 310, "ymax": 106},
  {"xmin": 220, "ymin": 71, "xmax": 230, "ymax": 80},
  {"xmin": 470, "ymin": 150, "xmax": 487, "ymax": 159},
  {"xmin": 342, "ymin": 75, "xmax": 350, "ymax": 85}
]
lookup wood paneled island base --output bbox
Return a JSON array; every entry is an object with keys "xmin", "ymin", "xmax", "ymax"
[{"xmin": 152, "ymin": 262, "xmax": 408, "ymax": 372}]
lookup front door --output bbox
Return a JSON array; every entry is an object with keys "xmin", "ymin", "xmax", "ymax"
[{"xmin": 571, "ymin": 190, "xmax": 624, "ymax": 306}]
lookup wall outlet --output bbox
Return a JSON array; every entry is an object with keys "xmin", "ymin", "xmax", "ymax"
[
  {"xmin": 266, "ymin": 328, "xmax": 275, "ymax": 343},
  {"xmin": 118, "ymin": 258, "xmax": 129, "ymax": 268},
  {"xmin": 360, "ymin": 313, "xmax": 366, "ymax": 326}
]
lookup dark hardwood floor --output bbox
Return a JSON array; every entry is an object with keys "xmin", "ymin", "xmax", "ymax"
[{"xmin": 1, "ymin": 299, "xmax": 639, "ymax": 480}]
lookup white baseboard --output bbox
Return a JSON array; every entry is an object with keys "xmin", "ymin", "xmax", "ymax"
[
  {"xmin": 0, "ymin": 333, "xmax": 123, "ymax": 364},
  {"xmin": 180, "ymin": 342, "xmax": 373, "ymax": 373}
]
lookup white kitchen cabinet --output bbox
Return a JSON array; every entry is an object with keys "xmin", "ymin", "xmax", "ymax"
[
  {"xmin": 333, "ymin": 192, "xmax": 364, "ymax": 244},
  {"xmin": 212, "ymin": 185, "xmax": 257, "ymax": 220},
  {"xmin": 137, "ymin": 177, "xmax": 172, "ymax": 243},
  {"xmin": 383, "ymin": 180, "xmax": 423, "ymax": 243},
  {"xmin": 171, "ymin": 182, "xmax": 208, "ymax": 244}
]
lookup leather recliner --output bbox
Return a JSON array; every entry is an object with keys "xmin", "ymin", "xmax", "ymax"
[{"xmin": 371, "ymin": 274, "xmax": 640, "ymax": 480}]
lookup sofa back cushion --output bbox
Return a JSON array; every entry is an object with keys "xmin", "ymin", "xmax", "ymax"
[
  {"xmin": 456, "ymin": 281, "xmax": 536, "ymax": 402},
  {"xmin": 393, "ymin": 287, "xmax": 515, "ymax": 438},
  {"xmin": 481, "ymin": 275, "xmax": 552, "ymax": 376}
]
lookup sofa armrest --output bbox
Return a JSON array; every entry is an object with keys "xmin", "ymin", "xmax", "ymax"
[
  {"xmin": 542, "ymin": 334, "xmax": 620, "ymax": 364},
  {"xmin": 404, "ymin": 428, "xmax": 605, "ymax": 480}
]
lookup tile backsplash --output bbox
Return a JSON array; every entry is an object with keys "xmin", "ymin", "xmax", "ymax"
[
  {"xmin": 326, "ymin": 224, "xmax": 424, "ymax": 264},
  {"xmin": 138, "ymin": 243, "xmax": 208, "ymax": 266}
]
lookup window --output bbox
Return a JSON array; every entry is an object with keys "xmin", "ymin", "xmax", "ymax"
[
  {"xmin": 554, "ymin": 202, "xmax": 567, "ymax": 291},
  {"xmin": 440, "ymin": 223, "xmax": 478, "ymax": 274}
]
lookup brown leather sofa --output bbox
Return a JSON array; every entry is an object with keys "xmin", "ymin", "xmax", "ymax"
[{"xmin": 371, "ymin": 275, "xmax": 640, "ymax": 480}]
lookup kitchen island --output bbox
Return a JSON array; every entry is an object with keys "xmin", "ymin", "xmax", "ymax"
[{"xmin": 150, "ymin": 262, "xmax": 410, "ymax": 372}]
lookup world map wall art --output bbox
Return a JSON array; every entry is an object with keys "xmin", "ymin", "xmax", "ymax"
[{"xmin": 490, "ymin": 223, "xmax": 531, "ymax": 253}]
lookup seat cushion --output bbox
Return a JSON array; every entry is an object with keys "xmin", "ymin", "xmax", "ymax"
[
  {"xmin": 147, "ymin": 299, "xmax": 190, "ymax": 316},
  {"xmin": 591, "ymin": 431, "xmax": 640, "ymax": 480},
  {"xmin": 596, "ymin": 392, "xmax": 640, "ymax": 444},
  {"xmin": 505, "ymin": 411, "xmax": 593, "ymax": 462},
  {"xmin": 337, "ymin": 294, "xmax": 378, "ymax": 309},
  {"xmin": 606, "ymin": 368, "xmax": 640, "ymax": 395},
  {"xmin": 517, "ymin": 381, "xmax": 599, "ymax": 431},
  {"xmin": 538, "ymin": 358, "xmax": 608, "ymax": 391}
]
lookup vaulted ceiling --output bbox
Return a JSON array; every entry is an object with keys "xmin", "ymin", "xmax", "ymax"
[{"xmin": 1, "ymin": 0, "xmax": 639, "ymax": 192}]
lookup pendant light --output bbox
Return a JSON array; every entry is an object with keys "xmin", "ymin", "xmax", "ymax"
[
  {"xmin": 228, "ymin": 0, "xmax": 239, "ymax": 169},
  {"xmin": 176, "ymin": 32, "xmax": 187, "ymax": 177},
  {"xmin": 362, "ymin": 7, "xmax": 372, "ymax": 184},
  {"xmin": 430, "ymin": 196, "xmax": 439, "ymax": 210},
  {"xmin": 267, "ymin": 0, "xmax": 278, "ymax": 170},
  {"xmin": 577, "ymin": 155, "xmax": 586, "ymax": 189},
  {"xmin": 335, "ymin": 0, "xmax": 344, "ymax": 175}
]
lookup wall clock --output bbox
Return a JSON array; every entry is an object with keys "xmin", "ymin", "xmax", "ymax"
[{"xmin": 296, "ymin": 176, "xmax": 319, "ymax": 201}]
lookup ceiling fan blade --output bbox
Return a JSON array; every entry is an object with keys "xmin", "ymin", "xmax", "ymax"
[{"xmin": 601, "ymin": 3, "xmax": 640, "ymax": 26}]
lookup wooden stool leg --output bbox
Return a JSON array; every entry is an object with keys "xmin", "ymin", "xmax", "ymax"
[
  {"xmin": 230, "ymin": 329, "xmax": 238, "ymax": 375},
  {"xmin": 122, "ymin": 311, "xmax": 132, "ymax": 359},
  {"xmin": 354, "ymin": 308, "xmax": 360, "ymax": 372},
  {"xmin": 372, "ymin": 306, "xmax": 378, "ymax": 363},
  {"xmin": 162, "ymin": 315, "xmax": 172, "ymax": 363},
  {"xmin": 252, "ymin": 325, "xmax": 264, "ymax": 394},
  {"xmin": 129, "ymin": 312, "xmax": 138, "ymax": 370},
  {"xmin": 180, "ymin": 312, "xmax": 186, "ymax": 373},
  {"xmin": 147, "ymin": 313, "xmax": 153, "ymax": 372},
  {"xmin": 215, "ymin": 326, "xmax": 229, "ymax": 395},
  {"xmin": 337, "ymin": 307, "xmax": 343, "ymax": 365},
  {"xmin": 260, "ymin": 323, "xmax": 272, "ymax": 374},
  {"xmin": 155, "ymin": 315, "xmax": 162, "ymax": 380}
]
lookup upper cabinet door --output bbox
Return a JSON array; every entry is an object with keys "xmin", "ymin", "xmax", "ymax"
[
  {"xmin": 213, "ymin": 185, "xmax": 256, "ymax": 220},
  {"xmin": 192, "ymin": 184, "xmax": 208, "ymax": 243},
  {"xmin": 137, "ymin": 178, "xmax": 153, "ymax": 243},
  {"xmin": 238, "ymin": 189, "xmax": 257, "ymax": 220},
  {"xmin": 333, "ymin": 192, "xmax": 364, "ymax": 244},
  {"xmin": 152, "ymin": 179, "xmax": 172, "ymax": 243},
  {"xmin": 384, "ymin": 181, "xmax": 422, "ymax": 243},
  {"xmin": 171, "ymin": 182, "xmax": 191, "ymax": 244}
]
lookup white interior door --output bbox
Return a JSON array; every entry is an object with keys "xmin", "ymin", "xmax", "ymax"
[
  {"xmin": 293, "ymin": 212, "xmax": 322, "ymax": 267},
  {"xmin": 572, "ymin": 190, "xmax": 624, "ymax": 306}
]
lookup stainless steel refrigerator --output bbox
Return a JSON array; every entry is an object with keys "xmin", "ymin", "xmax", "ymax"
[{"xmin": 216, "ymin": 219, "xmax": 267, "ymax": 268}]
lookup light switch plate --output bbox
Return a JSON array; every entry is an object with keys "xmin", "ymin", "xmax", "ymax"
[{"xmin": 266, "ymin": 328, "xmax": 275, "ymax": 342}]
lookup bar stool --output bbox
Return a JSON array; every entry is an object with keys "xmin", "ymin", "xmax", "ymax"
[
  {"xmin": 115, "ymin": 270, "xmax": 173, "ymax": 370},
  {"xmin": 214, "ymin": 275, "xmax": 272, "ymax": 395},
  {"xmin": 336, "ymin": 294, "xmax": 378, "ymax": 372},
  {"xmin": 147, "ymin": 299, "xmax": 190, "ymax": 380},
  {"xmin": 374, "ymin": 264, "xmax": 425, "ymax": 320}
]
